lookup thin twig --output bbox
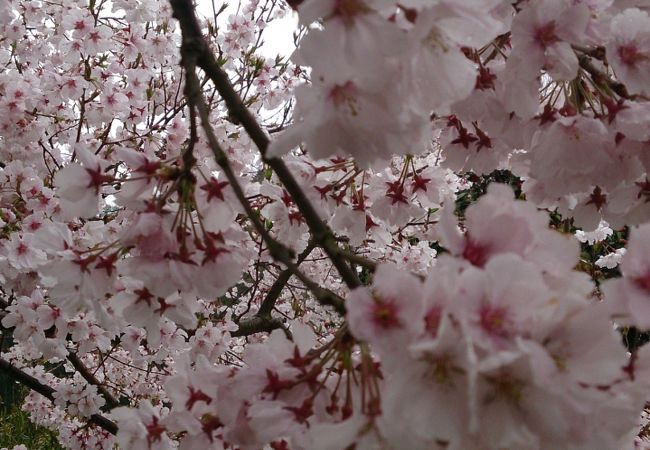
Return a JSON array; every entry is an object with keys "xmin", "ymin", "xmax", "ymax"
[{"xmin": 182, "ymin": 57, "xmax": 345, "ymax": 314}]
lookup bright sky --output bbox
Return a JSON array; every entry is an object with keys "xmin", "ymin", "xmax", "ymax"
[{"xmin": 196, "ymin": 0, "xmax": 298, "ymax": 58}]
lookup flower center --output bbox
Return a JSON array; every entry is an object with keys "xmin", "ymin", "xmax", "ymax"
[
  {"xmin": 462, "ymin": 238, "xmax": 490, "ymax": 267},
  {"xmin": 634, "ymin": 270, "xmax": 650, "ymax": 294},
  {"xmin": 479, "ymin": 303, "xmax": 512, "ymax": 339},
  {"xmin": 328, "ymin": 81, "xmax": 359, "ymax": 116},
  {"xmin": 535, "ymin": 22, "xmax": 559, "ymax": 49},
  {"xmin": 334, "ymin": 0, "xmax": 369, "ymax": 25},
  {"xmin": 372, "ymin": 298, "xmax": 400, "ymax": 329},
  {"xmin": 618, "ymin": 44, "xmax": 647, "ymax": 67}
]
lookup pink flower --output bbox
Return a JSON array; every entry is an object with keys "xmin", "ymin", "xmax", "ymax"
[
  {"xmin": 268, "ymin": 77, "xmax": 427, "ymax": 169},
  {"xmin": 606, "ymin": 9, "xmax": 650, "ymax": 97},
  {"xmin": 2, "ymin": 233, "xmax": 47, "ymax": 270},
  {"xmin": 436, "ymin": 183, "xmax": 579, "ymax": 275},
  {"xmin": 54, "ymin": 147, "xmax": 111, "ymax": 219},
  {"xmin": 347, "ymin": 263, "xmax": 423, "ymax": 352},
  {"xmin": 113, "ymin": 401, "xmax": 175, "ymax": 450},
  {"xmin": 505, "ymin": 0, "xmax": 590, "ymax": 118},
  {"xmin": 602, "ymin": 222, "xmax": 650, "ymax": 328},
  {"xmin": 380, "ymin": 315, "xmax": 473, "ymax": 449},
  {"xmin": 458, "ymin": 255, "xmax": 553, "ymax": 352}
]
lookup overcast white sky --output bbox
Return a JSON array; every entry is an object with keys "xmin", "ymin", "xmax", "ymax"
[{"xmin": 196, "ymin": 0, "xmax": 298, "ymax": 57}]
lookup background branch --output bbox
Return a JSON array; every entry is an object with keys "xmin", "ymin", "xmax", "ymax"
[
  {"xmin": 66, "ymin": 353, "xmax": 120, "ymax": 410},
  {"xmin": 0, "ymin": 358, "xmax": 118, "ymax": 435},
  {"xmin": 1, "ymin": 296, "xmax": 121, "ymax": 418}
]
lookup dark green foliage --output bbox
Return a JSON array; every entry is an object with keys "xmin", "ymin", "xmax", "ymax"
[
  {"xmin": 0, "ymin": 387, "xmax": 63, "ymax": 450},
  {"xmin": 358, "ymin": 265, "xmax": 372, "ymax": 286},
  {"xmin": 622, "ymin": 327, "xmax": 650, "ymax": 352},
  {"xmin": 454, "ymin": 170, "xmax": 523, "ymax": 218},
  {"xmin": 0, "ymin": 333, "xmax": 63, "ymax": 449},
  {"xmin": 453, "ymin": 171, "xmax": 650, "ymax": 352}
]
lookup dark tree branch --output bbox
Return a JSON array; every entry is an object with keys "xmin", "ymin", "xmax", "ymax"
[
  {"xmin": 0, "ymin": 297, "xmax": 8, "ymax": 323},
  {"xmin": 340, "ymin": 252, "xmax": 377, "ymax": 273},
  {"xmin": 231, "ymin": 315, "xmax": 286, "ymax": 337},
  {"xmin": 169, "ymin": 0, "xmax": 361, "ymax": 290},
  {"xmin": 67, "ymin": 352, "xmax": 120, "ymax": 410},
  {"xmin": 182, "ymin": 56, "xmax": 345, "ymax": 315},
  {"xmin": 0, "ymin": 358, "xmax": 118, "ymax": 435},
  {"xmin": 256, "ymin": 240, "xmax": 316, "ymax": 317},
  {"xmin": 1, "ymin": 297, "xmax": 121, "ymax": 419},
  {"xmin": 578, "ymin": 54, "xmax": 632, "ymax": 100}
]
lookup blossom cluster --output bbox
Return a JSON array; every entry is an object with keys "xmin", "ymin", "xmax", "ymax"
[
  {"xmin": 100, "ymin": 186, "xmax": 650, "ymax": 450},
  {"xmin": 1, "ymin": 0, "xmax": 650, "ymax": 449},
  {"xmin": 346, "ymin": 185, "xmax": 649, "ymax": 449},
  {"xmin": 273, "ymin": 0, "xmax": 650, "ymax": 231}
]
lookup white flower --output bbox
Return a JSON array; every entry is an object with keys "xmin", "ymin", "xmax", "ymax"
[{"xmin": 596, "ymin": 248, "xmax": 626, "ymax": 269}]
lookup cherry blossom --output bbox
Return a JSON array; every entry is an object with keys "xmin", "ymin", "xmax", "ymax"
[
  {"xmin": 607, "ymin": 8, "xmax": 650, "ymax": 96},
  {"xmin": 603, "ymin": 223, "xmax": 650, "ymax": 329},
  {"xmin": 2, "ymin": 0, "xmax": 650, "ymax": 449}
]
